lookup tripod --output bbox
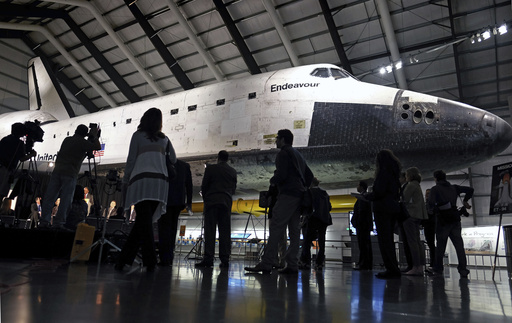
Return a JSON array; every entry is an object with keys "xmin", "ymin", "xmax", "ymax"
[
  {"xmin": 258, "ymin": 207, "xmax": 268, "ymax": 260},
  {"xmin": 185, "ymin": 214, "xmax": 204, "ymax": 260},
  {"xmin": 70, "ymin": 163, "xmax": 122, "ymax": 266},
  {"xmin": 79, "ymin": 154, "xmax": 102, "ymax": 228},
  {"xmin": 10, "ymin": 157, "xmax": 40, "ymax": 228}
]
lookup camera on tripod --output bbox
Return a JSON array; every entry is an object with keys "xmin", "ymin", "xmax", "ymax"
[
  {"xmin": 106, "ymin": 169, "xmax": 122, "ymax": 192},
  {"xmin": 85, "ymin": 123, "xmax": 101, "ymax": 159},
  {"xmin": 21, "ymin": 120, "xmax": 44, "ymax": 153},
  {"xmin": 458, "ymin": 206, "xmax": 470, "ymax": 217},
  {"xmin": 88, "ymin": 123, "xmax": 101, "ymax": 139}
]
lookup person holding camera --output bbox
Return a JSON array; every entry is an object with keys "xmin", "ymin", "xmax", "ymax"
[
  {"xmin": 39, "ymin": 124, "xmax": 101, "ymax": 230},
  {"xmin": 0, "ymin": 123, "xmax": 37, "ymax": 200},
  {"xmin": 428, "ymin": 169, "xmax": 473, "ymax": 278}
]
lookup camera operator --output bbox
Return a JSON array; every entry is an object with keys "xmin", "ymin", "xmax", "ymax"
[
  {"xmin": 39, "ymin": 124, "xmax": 101, "ymax": 230},
  {"xmin": 0, "ymin": 123, "xmax": 37, "ymax": 200},
  {"xmin": 428, "ymin": 169, "xmax": 473, "ymax": 278}
]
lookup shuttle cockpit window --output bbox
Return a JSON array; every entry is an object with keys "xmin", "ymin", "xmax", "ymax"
[
  {"xmin": 310, "ymin": 68, "xmax": 330, "ymax": 78},
  {"xmin": 311, "ymin": 67, "xmax": 358, "ymax": 80},
  {"xmin": 330, "ymin": 68, "xmax": 347, "ymax": 79}
]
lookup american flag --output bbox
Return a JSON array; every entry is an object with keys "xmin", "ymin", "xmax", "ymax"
[{"xmin": 93, "ymin": 144, "xmax": 105, "ymax": 157}]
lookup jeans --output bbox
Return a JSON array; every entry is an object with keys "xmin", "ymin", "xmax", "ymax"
[
  {"xmin": 402, "ymin": 217, "xmax": 425, "ymax": 267},
  {"xmin": 261, "ymin": 194, "xmax": 302, "ymax": 270},
  {"xmin": 300, "ymin": 216, "xmax": 327, "ymax": 266},
  {"xmin": 434, "ymin": 220, "xmax": 468, "ymax": 274},
  {"xmin": 158, "ymin": 205, "xmax": 183, "ymax": 263},
  {"xmin": 41, "ymin": 173, "xmax": 77, "ymax": 225},
  {"xmin": 118, "ymin": 200, "xmax": 159, "ymax": 267},
  {"xmin": 203, "ymin": 204, "xmax": 232, "ymax": 264}
]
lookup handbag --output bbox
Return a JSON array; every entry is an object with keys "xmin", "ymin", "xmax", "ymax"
[
  {"xmin": 166, "ymin": 140, "xmax": 177, "ymax": 181},
  {"xmin": 283, "ymin": 147, "xmax": 314, "ymax": 214},
  {"xmin": 397, "ymin": 201, "xmax": 410, "ymax": 223},
  {"xmin": 302, "ymin": 188, "xmax": 313, "ymax": 213}
]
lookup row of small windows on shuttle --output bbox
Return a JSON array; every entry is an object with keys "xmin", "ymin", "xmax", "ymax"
[
  {"xmin": 401, "ymin": 103, "xmax": 437, "ymax": 125},
  {"xmin": 49, "ymin": 91, "xmax": 260, "ymax": 138}
]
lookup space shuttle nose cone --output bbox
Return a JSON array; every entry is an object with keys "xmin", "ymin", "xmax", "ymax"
[{"xmin": 494, "ymin": 117, "xmax": 512, "ymax": 154}]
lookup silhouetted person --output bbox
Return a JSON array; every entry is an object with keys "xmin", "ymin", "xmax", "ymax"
[
  {"xmin": 158, "ymin": 159, "xmax": 193, "ymax": 266},
  {"xmin": 351, "ymin": 181, "xmax": 373, "ymax": 270},
  {"xmin": 299, "ymin": 177, "xmax": 332, "ymax": 270},
  {"xmin": 116, "ymin": 108, "xmax": 176, "ymax": 272},
  {"xmin": 401, "ymin": 167, "xmax": 428, "ymax": 276},
  {"xmin": 0, "ymin": 123, "xmax": 37, "ymax": 200},
  {"xmin": 428, "ymin": 170, "xmax": 473, "ymax": 278},
  {"xmin": 398, "ymin": 171, "xmax": 413, "ymax": 272},
  {"xmin": 245, "ymin": 129, "xmax": 313, "ymax": 274},
  {"xmin": 423, "ymin": 188, "xmax": 436, "ymax": 270},
  {"xmin": 104, "ymin": 200, "xmax": 117, "ymax": 219},
  {"xmin": 30, "ymin": 196, "xmax": 42, "ymax": 229},
  {"xmin": 364, "ymin": 149, "xmax": 402, "ymax": 279},
  {"xmin": 39, "ymin": 124, "xmax": 100, "ymax": 230},
  {"xmin": 84, "ymin": 186, "xmax": 94, "ymax": 217},
  {"xmin": 195, "ymin": 151, "xmax": 237, "ymax": 268}
]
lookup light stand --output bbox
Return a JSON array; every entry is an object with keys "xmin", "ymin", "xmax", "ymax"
[
  {"xmin": 258, "ymin": 206, "xmax": 268, "ymax": 260},
  {"xmin": 257, "ymin": 190, "xmax": 271, "ymax": 259},
  {"xmin": 185, "ymin": 214, "xmax": 204, "ymax": 260},
  {"xmin": 70, "ymin": 167, "xmax": 123, "ymax": 269},
  {"xmin": 10, "ymin": 156, "xmax": 40, "ymax": 228},
  {"xmin": 79, "ymin": 153, "xmax": 102, "ymax": 229}
]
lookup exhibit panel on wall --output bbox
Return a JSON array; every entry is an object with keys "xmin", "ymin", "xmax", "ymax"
[
  {"xmin": 489, "ymin": 161, "xmax": 512, "ymax": 215},
  {"xmin": 446, "ymin": 226, "xmax": 507, "ymax": 267}
]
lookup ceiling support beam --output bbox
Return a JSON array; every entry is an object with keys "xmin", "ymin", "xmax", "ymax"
[
  {"xmin": 0, "ymin": 4, "xmax": 141, "ymax": 103},
  {"xmin": 125, "ymin": 0, "xmax": 194, "ymax": 91},
  {"xmin": 213, "ymin": 0, "xmax": 261, "ymax": 75},
  {"xmin": 261, "ymin": 0, "xmax": 300, "ymax": 67},
  {"xmin": 375, "ymin": 0, "xmax": 408, "ymax": 90},
  {"xmin": 64, "ymin": 17, "xmax": 141, "ymax": 103},
  {"xmin": 447, "ymin": 0, "xmax": 464, "ymax": 101},
  {"xmin": 45, "ymin": 0, "xmax": 165, "ymax": 96},
  {"xmin": 165, "ymin": 0, "xmax": 225, "ymax": 82},
  {"xmin": 318, "ymin": 0, "xmax": 352, "ymax": 74},
  {"xmin": 0, "ymin": 23, "xmax": 116, "ymax": 108},
  {"xmin": 0, "ymin": 3, "xmax": 67, "ymax": 20}
]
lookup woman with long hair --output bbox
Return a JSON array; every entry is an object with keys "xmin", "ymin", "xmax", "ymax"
[
  {"xmin": 364, "ymin": 149, "xmax": 402, "ymax": 279},
  {"xmin": 115, "ymin": 108, "xmax": 176, "ymax": 272}
]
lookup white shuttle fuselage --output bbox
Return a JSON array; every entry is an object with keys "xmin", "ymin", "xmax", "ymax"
[{"xmin": 1, "ymin": 62, "xmax": 511, "ymax": 194}]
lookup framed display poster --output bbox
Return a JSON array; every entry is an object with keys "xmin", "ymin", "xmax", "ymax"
[{"xmin": 490, "ymin": 161, "xmax": 512, "ymax": 215}]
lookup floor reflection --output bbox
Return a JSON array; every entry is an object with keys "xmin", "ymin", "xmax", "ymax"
[{"xmin": 0, "ymin": 260, "xmax": 510, "ymax": 322}]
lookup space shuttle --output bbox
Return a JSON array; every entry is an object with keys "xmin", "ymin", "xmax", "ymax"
[{"xmin": 1, "ymin": 57, "xmax": 511, "ymax": 197}]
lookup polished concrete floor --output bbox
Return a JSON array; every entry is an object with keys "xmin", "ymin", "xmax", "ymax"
[{"xmin": 1, "ymin": 256, "xmax": 511, "ymax": 323}]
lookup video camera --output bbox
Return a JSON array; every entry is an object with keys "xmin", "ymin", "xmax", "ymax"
[
  {"xmin": 106, "ymin": 169, "xmax": 122, "ymax": 192},
  {"xmin": 88, "ymin": 123, "xmax": 101, "ymax": 140},
  {"xmin": 23, "ymin": 120, "xmax": 44, "ymax": 152},
  {"xmin": 458, "ymin": 206, "xmax": 470, "ymax": 217},
  {"xmin": 85, "ymin": 123, "xmax": 101, "ymax": 160}
]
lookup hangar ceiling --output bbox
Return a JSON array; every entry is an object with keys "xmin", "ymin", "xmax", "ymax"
[{"xmin": 0, "ymin": 0, "xmax": 510, "ymax": 122}]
